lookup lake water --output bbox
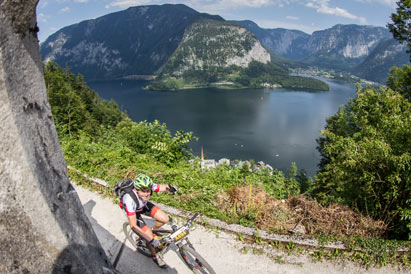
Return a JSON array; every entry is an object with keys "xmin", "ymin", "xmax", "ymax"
[{"xmin": 89, "ymin": 78, "xmax": 356, "ymax": 176}]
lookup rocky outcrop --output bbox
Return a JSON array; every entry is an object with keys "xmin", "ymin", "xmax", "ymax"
[
  {"xmin": 0, "ymin": 1, "xmax": 116, "ymax": 273},
  {"xmin": 159, "ymin": 19, "xmax": 270, "ymax": 77},
  {"xmin": 353, "ymin": 38, "xmax": 409, "ymax": 83},
  {"xmin": 234, "ymin": 20, "xmax": 310, "ymax": 60}
]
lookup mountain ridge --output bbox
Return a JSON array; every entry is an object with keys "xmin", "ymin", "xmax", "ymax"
[
  {"xmin": 41, "ymin": 4, "xmax": 223, "ymax": 81},
  {"xmin": 40, "ymin": 4, "xmax": 409, "ymax": 84}
]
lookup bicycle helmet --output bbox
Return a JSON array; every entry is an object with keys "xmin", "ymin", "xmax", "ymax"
[{"xmin": 134, "ymin": 173, "xmax": 153, "ymax": 191}]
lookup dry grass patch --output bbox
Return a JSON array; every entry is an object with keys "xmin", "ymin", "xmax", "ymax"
[{"xmin": 216, "ymin": 185, "xmax": 387, "ymax": 238}]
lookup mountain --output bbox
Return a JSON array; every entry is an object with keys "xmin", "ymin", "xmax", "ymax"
[
  {"xmin": 41, "ymin": 4, "xmax": 408, "ymax": 85},
  {"xmin": 234, "ymin": 20, "xmax": 310, "ymax": 60},
  {"xmin": 353, "ymin": 38, "xmax": 409, "ymax": 83},
  {"xmin": 159, "ymin": 20, "xmax": 270, "ymax": 75},
  {"xmin": 236, "ymin": 21, "xmax": 408, "ymax": 82},
  {"xmin": 40, "ymin": 4, "xmax": 222, "ymax": 81},
  {"xmin": 237, "ymin": 22, "xmax": 392, "ymax": 70},
  {"xmin": 149, "ymin": 19, "xmax": 328, "ymax": 91},
  {"xmin": 149, "ymin": 19, "xmax": 271, "ymax": 89},
  {"xmin": 302, "ymin": 24, "xmax": 391, "ymax": 70}
]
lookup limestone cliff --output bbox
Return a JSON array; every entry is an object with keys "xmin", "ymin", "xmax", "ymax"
[{"xmin": 0, "ymin": 1, "xmax": 117, "ymax": 273}]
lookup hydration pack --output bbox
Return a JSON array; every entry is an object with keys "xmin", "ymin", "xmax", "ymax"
[{"xmin": 114, "ymin": 179, "xmax": 139, "ymax": 208}]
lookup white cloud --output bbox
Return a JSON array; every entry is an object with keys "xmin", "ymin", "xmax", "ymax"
[
  {"xmin": 223, "ymin": 0, "xmax": 276, "ymax": 8},
  {"xmin": 355, "ymin": 0, "xmax": 396, "ymax": 8},
  {"xmin": 60, "ymin": 6, "xmax": 70, "ymax": 13},
  {"xmin": 286, "ymin": 15, "xmax": 299, "ymax": 20},
  {"xmin": 255, "ymin": 19, "xmax": 317, "ymax": 34},
  {"xmin": 74, "ymin": 0, "xmax": 89, "ymax": 3},
  {"xmin": 106, "ymin": 0, "xmax": 156, "ymax": 8},
  {"xmin": 38, "ymin": 13, "xmax": 48, "ymax": 23},
  {"xmin": 39, "ymin": 1, "xmax": 48, "ymax": 9},
  {"xmin": 105, "ymin": 0, "xmax": 288, "ymax": 10},
  {"xmin": 305, "ymin": 0, "xmax": 367, "ymax": 24}
]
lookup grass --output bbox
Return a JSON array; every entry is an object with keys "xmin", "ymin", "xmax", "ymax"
[{"xmin": 63, "ymin": 138, "xmax": 410, "ymax": 269}]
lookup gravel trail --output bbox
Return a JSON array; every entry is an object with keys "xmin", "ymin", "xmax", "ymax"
[{"xmin": 74, "ymin": 184, "xmax": 406, "ymax": 274}]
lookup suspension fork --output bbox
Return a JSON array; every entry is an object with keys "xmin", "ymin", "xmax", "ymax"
[{"xmin": 182, "ymin": 237, "xmax": 195, "ymax": 250}]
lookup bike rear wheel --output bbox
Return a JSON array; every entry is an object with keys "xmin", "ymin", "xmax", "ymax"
[
  {"xmin": 122, "ymin": 222, "xmax": 153, "ymax": 257},
  {"xmin": 180, "ymin": 245, "xmax": 216, "ymax": 274}
]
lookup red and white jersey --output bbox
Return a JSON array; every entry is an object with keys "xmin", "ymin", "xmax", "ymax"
[{"xmin": 121, "ymin": 184, "xmax": 159, "ymax": 216}]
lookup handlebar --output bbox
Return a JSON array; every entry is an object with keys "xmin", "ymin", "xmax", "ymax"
[
  {"xmin": 158, "ymin": 213, "xmax": 200, "ymax": 246},
  {"xmin": 186, "ymin": 212, "xmax": 200, "ymax": 227}
]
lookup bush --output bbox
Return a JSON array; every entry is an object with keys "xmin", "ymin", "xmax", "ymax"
[{"xmin": 314, "ymin": 85, "xmax": 411, "ymax": 239}]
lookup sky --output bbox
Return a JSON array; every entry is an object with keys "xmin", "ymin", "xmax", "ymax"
[{"xmin": 36, "ymin": 0, "xmax": 398, "ymax": 43}]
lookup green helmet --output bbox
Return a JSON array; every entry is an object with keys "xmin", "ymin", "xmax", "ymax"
[{"xmin": 134, "ymin": 174, "xmax": 153, "ymax": 191}]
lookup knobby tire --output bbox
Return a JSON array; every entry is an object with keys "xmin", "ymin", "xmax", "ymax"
[
  {"xmin": 180, "ymin": 245, "xmax": 216, "ymax": 274},
  {"xmin": 123, "ymin": 222, "xmax": 152, "ymax": 257}
]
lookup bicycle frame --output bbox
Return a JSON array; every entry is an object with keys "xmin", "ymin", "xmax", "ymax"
[
  {"xmin": 155, "ymin": 212, "xmax": 199, "ymax": 255},
  {"xmin": 123, "ymin": 212, "xmax": 216, "ymax": 273}
]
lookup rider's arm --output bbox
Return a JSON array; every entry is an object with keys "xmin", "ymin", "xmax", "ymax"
[
  {"xmin": 127, "ymin": 214, "xmax": 152, "ymax": 242},
  {"xmin": 155, "ymin": 184, "xmax": 171, "ymax": 192},
  {"xmin": 153, "ymin": 184, "xmax": 177, "ymax": 194}
]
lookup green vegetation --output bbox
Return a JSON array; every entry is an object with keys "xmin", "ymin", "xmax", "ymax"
[
  {"xmin": 387, "ymin": 0, "xmax": 411, "ymax": 62},
  {"xmin": 313, "ymin": 0, "xmax": 411, "ymax": 241},
  {"xmin": 45, "ymin": 61, "xmax": 196, "ymax": 168},
  {"xmin": 44, "ymin": 62, "xmax": 125, "ymax": 137},
  {"xmin": 45, "ymin": 60, "xmax": 410, "ymax": 267},
  {"xmin": 314, "ymin": 85, "xmax": 411, "ymax": 239},
  {"xmin": 40, "ymin": 2, "xmax": 411, "ymax": 267},
  {"xmin": 149, "ymin": 61, "xmax": 329, "ymax": 91},
  {"xmin": 239, "ymin": 61, "xmax": 329, "ymax": 90},
  {"xmin": 388, "ymin": 64, "xmax": 411, "ymax": 100}
]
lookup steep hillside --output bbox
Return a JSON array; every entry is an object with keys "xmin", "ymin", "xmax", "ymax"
[
  {"xmin": 40, "ymin": 4, "xmax": 222, "ymax": 81},
  {"xmin": 302, "ymin": 24, "xmax": 391, "ymax": 70},
  {"xmin": 150, "ymin": 20, "xmax": 328, "ymax": 91},
  {"xmin": 149, "ymin": 19, "xmax": 270, "ymax": 89},
  {"xmin": 234, "ymin": 20, "xmax": 310, "ymax": 60},
  {"xmin": 353, "ymin": 38, "xmax": 409, "ymax": 83},
  {"xmin": 159, "ymin": 19, "xmax": 270, "ymax": 75},
  {"xmin": 40, "ymin": 4, "xmax": 407, "ymax": 86},
  {"xmin": 235, "ymin": 21, "xmax": 408, "ymax": 75}
]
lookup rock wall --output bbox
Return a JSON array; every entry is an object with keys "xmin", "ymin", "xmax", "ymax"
[{"xmin": 0, "ymin": 1, "xmax": 117, "ymax": 273}]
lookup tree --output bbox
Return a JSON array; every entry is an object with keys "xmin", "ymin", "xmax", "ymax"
[
  {"xmin": 44, "ymin": 61, "xmax": 125, "ymax": 137},
  {"xmin": 387, "ymin": 0, "xmax": 411, "ymax": 61},
  {"xmin": 387, "ymin": 64, "xmax": 411, "ymax": 100},
  {"xmin": 314, "ymin": 85, "xmax": 411, "ymax": 239}
]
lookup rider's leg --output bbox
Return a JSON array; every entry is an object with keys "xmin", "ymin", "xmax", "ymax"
[
  {"xmin": 141, "ymin": 221, "xmax": 168, "ymax": 268},
  {"xmin": 135, "ymin": 214, "xmax": 157, "ymax": 256},
  {"xmin": 141, "ymin": 224, "xmax": 157, "ymax": 256},
  {"xmin": 150, "ymin": 206, "xmax": 169, "ymax": 230}
]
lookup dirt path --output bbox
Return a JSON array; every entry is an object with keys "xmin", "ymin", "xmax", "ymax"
[{"xmin": 73, "ymin": 184, "xmax": 406, "ymax": 274}]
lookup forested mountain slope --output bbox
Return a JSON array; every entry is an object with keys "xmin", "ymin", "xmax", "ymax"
[{"xmin": 40, "ymin": 4, "xmax": 222, "ymax": 81}]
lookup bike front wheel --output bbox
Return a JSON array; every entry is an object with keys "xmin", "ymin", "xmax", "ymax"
[
  {"xmin": 180, "ymin": 245, "xmax": 216, "ymax": 274},
  {"xmin": 123, "ymin": 222, "xmax": 139, "ymax": 249}
]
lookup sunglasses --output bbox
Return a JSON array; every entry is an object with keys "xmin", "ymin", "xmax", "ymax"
[{"xmin": 138, "ymin": 185, "xmax": 152, "ymax": 192}]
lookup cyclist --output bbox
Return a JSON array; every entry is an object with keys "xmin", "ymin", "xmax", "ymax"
[{"xmin": 120, "ymin": 173, "xmax": 177, "ymax": 269}]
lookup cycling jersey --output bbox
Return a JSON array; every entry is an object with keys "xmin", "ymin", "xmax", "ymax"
[{"xmin": 121, "ymin": 183, "xmax": 160, "ymax": 216}]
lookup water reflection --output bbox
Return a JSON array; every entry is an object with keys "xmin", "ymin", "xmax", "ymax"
[{"xmin": 89, "ymin": 79, "xmax": 356, "ymax": 176}]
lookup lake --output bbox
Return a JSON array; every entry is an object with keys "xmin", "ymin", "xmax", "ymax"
[{"xmin": 89, "ymin": 78, "xmax": 356, "ymax": 176}]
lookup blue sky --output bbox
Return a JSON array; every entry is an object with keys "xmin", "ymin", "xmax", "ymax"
[{"xmin": 37, "ymin": 0, "xmax": 398, "ymax": 42}]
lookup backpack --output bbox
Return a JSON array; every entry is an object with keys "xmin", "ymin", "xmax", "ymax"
[{"xmin": 114, "ymin": 179, "xmax": 139, "ymax": 209}]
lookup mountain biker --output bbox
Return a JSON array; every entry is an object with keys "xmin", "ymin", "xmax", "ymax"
[{"xmin": 120, "ymin": 173, "xmax": 177, "ymax": 269}]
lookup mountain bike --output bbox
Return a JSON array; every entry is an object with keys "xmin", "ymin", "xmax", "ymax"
[{"xmin": 123, "ymin": 212, "xmax": 216, "ymax": 274}]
